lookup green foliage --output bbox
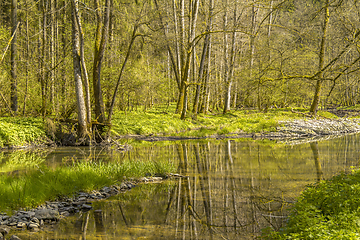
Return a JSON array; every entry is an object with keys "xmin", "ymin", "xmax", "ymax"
[
  {"xmin": 0, "ymin": 117, "xmax": 47, "ymax": 147},
  {"xmin": 266, "ymin": 168, "xmax": 360, "ymax": 239}
]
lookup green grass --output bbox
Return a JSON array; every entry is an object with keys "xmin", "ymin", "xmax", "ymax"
[
  {"xmin": 265, "ymin": 168, "xmax": 360, "ymax": 239},
  {"xmin": 111, "ymin": 106, "xmax": 311, "ymax": 138},
  {"xmin": 0, "ymin": 158, "xmax": 176, "ymax": 212}
]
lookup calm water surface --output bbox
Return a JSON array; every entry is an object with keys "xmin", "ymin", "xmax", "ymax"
[{"xmin": 6, "ymin": 134, "xmax": 360, "ymax": 239}]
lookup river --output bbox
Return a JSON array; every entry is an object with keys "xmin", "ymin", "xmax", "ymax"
[{"xmin": 5, "ymin": 134, "xmax": 360, "ymax": 239}]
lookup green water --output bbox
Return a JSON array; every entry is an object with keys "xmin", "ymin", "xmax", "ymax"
[{"xmin": 4, "ymin": 135, "xmax": 360, "ymax": 239}]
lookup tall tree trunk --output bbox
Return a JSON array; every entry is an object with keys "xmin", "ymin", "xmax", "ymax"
[
  {"xmin": 194, "ymin": 0, "xmax": 213, "ymax": 115},
  {"xmin": 50, "ymin": 0, "xmax": 55, "ymax": 113},
  {"xmin": 40, "ymin": 0, "xmax": 48, "ymax": 117},
  {"xmin": 223, "ymin": 0, "xmax": 237, "ymax": 114},
  {"xmin": 180, "ymin": 0, "xmax": 199, "ymax": 120},
  {"xmin": 71, "ymin": 2, "xmax": 88, "ymax": 140},
  {"xmin": 10, "ymin": 0, "xmax": 18, "ymax": 113},
  {"xmin": 176, "ymin": 0, "xmax": 187, "ymax": 114},
  {"xmin": 72, "ymin": 0, "xmax": 92, "ymax": 126},
  {"xmin": 93, "ymin": 0, "xmax": 110, "ymax": 124},
  {"xmin": 23, "ymin": 0, "xmax": 29, "ymax": 115},
  {"xmin": 310, "ymin": 0, "xmax": 330, "ymax": 115}
]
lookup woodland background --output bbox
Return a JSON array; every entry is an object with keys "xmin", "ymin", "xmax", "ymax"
[{"xmin": 0, "ymin": 0, "xmax": 359, "ymax": 133}]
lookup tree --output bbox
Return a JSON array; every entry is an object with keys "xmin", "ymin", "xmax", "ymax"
[
  {"xmin": 71, "ymin": 0, "xmax": 89, "ymax": 140},
  {"xmin": 10, "ymin": 0, "xmax": 17, "ymax": 113},
  {"xmin": 93, "ymin": 0, "xmax": 110, "ymax": 125},
  {"xmin": 309, "ymin": 0, "xmax": 330, "ymax": 115}
]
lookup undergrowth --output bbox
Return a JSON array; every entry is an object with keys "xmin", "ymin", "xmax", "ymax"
[
  {"xmin": 0, "ymin": 117, "xmax": 46, "ymax": 148},
  {"xmin": 265, "ymin": 168, "xmax": 360, "ymax": 239}
]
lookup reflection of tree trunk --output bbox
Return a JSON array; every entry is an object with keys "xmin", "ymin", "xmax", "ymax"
[
  {"xmin": 94, "ymin": 209, "xmax": 106, "ymax": 233},
  {"xmin": 82, "ymin": 211, "xmax": 90, "ymax": 240},
  {"xmin": 164, "ymin": 184, "xmax": 177, "ymax": 224},
  {"xmin": 118, "ymin": 203, "xmax": 135, "ymax": 239},
  {"xmin": 223, "ymin": 141, "xmax": 229, "ymax": 237},
  {"xmin": 194, "ymin": 144, "xmax": 213, "ymax": 239},
  {"xmin": 227, "ymin": 140, "xmax": 240, "ymax": 230},
  {"xmin": 310, "ymin": 142, "xmax": 323, "ymax": 182},
  {"xmin": 181, "ymin": 143, "xmax": 198, "ymax": 239}
]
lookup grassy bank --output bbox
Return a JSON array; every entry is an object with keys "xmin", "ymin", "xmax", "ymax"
[
  {"xmin": 0, "ymin": 107, "xmax": 339, "ymax": 147},
  {"xmin": 0, "ymin": 157, "xmax": 175, "ymax": 212},
  {"xmin": 110, "ymin": 107, "xmax": 337, "ymax": 137},
  {"xmin": 266, "ymin": 168, "xmax": 360, "ymax": 239}
]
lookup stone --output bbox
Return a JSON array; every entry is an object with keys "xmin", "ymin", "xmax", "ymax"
[
  {"xmin": 30, "ymin": 217, "xmax": 39, "ymax": 223},
  {"xmin": 27, "ymin": 223, "xmax": 40, "ymax": 230},
  {"xmin": 81, "ymin": 204, "xmax": 92, "ymax": 210},
  {"xmin": 0, "ymin": 227, "xmax": 9, "ymax": 236},
  {"xmin": 16, "ymin": 222, "xmax": 26, "ymax": 228},
  {"xmin": 120, "ymin": 182, "xmax": 129, "ymax": 190},
  {"xmin": 34, "ymin": 209, "xmax": 60, "ymax": 221},
  {"xmin": 77, "ymin": 197, "xmax": 87, "ymax": 202},
  {"xmin": 60, "ymin": 211, "xmax": 70, "ymax": 217},
  {"xmin": 101, "ymin": 187, "xmax": 111, "ymax": 193}
]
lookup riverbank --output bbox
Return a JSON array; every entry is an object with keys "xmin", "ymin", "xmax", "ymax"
[{"xmin": 1, "ymin": 108, "xmax": 360, "ymax": 149}]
